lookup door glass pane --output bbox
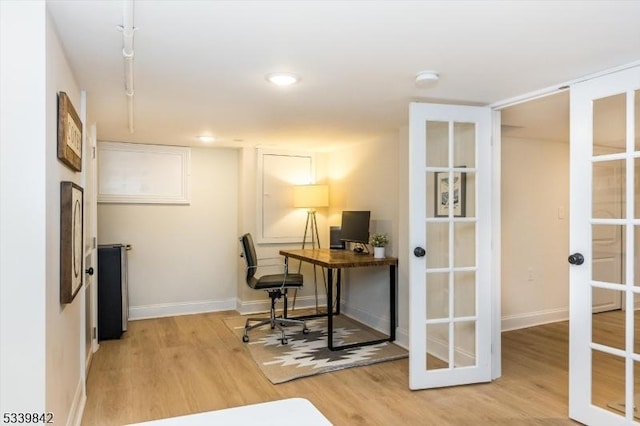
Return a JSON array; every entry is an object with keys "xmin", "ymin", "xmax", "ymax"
[
  {"xmin": 636, "ymin": 226, "xmax": 640, "ymax": 287},
  {"xmin": 426, "ymin": 222, "xmax": 449, "ymax": 268},
  {"xmin": 426, "ymin": 172, "xmax": 436, "ymax": 218},
  {"xmin": 426, "ymin": 272, "xmax": 449, "ymax": 320},
  {"xmin": 593, "ymin": 93, "xmax": 626, "ymax": 155},
  {"xmin": 635, "ymin": 361, "xmax": 640, "ymax": 423},
  {"xmin": 454, "ymin": 222, "xmax": 475, "ymax": 267},
  {"xmin": 635, "ymin": 159, "xmax": 640, "ymax": 220},
  {"xmin": 591, "ymin": 349, "xmax": 625, "ymax": 417},
  {"xmin": 636, "ymin": 90, "xmax": 640, "ymax": 151},
  {"xmin": 454, "ymin": 272, "xmax": 475, "ymax": 317},
  {"xmin": 592, "ymin": 160, "xmax": 625, "ymax": 220},
  {"xmin": 426, "ymin": 121, "xmax": 448, "ymax": 167},
  {"xmin": 434, "ymin": 171, "xmax": 464, "ymax": 217},
  {"xmin": 592, "ymin": 303, "xmax": 624, "ymax": 350},
  {"xmin": 635, "ymin": 293, "xmax": 640, "ymax": 355},
  {"xmin": 592, "ymin": 286, "xmax": 622, "ymax": 314},
  {"xmin": 454, "ymin": 321, "xmax": 476, "ymax": 367},
  {"xmin": 426, "ymin": 323, "xmax": 449, "ymax": 370},
  {"xmin": 592, "ymin": 224, "xmax": 624, "ymax": 285},
  {"xmin": 454, "ymin": 122, "xmax": 476, "ymax": 168},
  {"xmin": 462, "ymin": 171, "xmax": 476, "ymax": 218}
]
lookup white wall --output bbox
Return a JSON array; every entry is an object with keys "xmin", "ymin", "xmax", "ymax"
[
  {"xmin": 1, "ymin": 2, "xmax": 87, "ymax": 424},
  {"xmin": 0, "ymin": 1, "xmax": 47, "ymax": 415},
  {"xmin": 236, "ymin": 147, "xmax": 330, "ymax": 312},
  {"xmin": 235, "ymin": 141, "xmax": 403, "ymax": 326},
  {"xmin": 501, "ymin": 136, "xmax": 570, "ymax": 330},
  {"xmin": 326, "ymin": 133, "xmax": 405, "ymax": 341},
  {"xmin": 98, "ymin": 147, "xmax": 239, "ymax": 319},
  {"xmin": 46, "ymin": 11, "xmax": 86, "ymax": 423}
]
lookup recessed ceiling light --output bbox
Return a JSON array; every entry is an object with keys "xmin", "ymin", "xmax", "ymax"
[
  {"xmin": 415, "ymin": 70, "xmax": 439, "ymax": 87},
  {"xmin": 197, "ymin": 135, "xmax": 215, "ymax": 143},
  {"xmin": 266, "ymin": 72, "xmax": 300, "ymax": 87}
]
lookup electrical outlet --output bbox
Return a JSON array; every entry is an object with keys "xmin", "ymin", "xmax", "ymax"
[{"xmin": 527, "ymin": 267, "xmax": 535, "ymax": 281}]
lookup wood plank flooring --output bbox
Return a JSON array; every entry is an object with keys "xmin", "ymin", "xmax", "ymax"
[{"xmin": 83, "ymin": 311, "xmax": 583, "ymax": 425}]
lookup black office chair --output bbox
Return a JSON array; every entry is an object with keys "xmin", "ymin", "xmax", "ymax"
[{"xmin": 239, "ymin": 233, "xmax": 309, "ymax": 344}]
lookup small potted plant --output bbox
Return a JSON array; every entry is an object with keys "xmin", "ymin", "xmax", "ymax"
[{"xmin": 369, "ymin": 233, "xmax": 389, "ymax": 258}]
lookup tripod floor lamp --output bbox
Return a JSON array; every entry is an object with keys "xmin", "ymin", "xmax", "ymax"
[{"xmin": 293, "ymin": 184, "xmax": 329, "ymax": 312}]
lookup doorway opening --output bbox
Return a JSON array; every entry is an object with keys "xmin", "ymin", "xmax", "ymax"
[
  {"xmin": 501, "ymin": 91, "xmax": 572, "ymax": 333},
  {"xmin": 500, "ymin": 90, "xmax": 628, "ymax": 418}
]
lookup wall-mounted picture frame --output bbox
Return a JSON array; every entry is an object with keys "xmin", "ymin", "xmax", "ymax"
[
  {"xmin": 60, "ymin": 181, "xmax": 84, "ymax": 304},
  {"xmin": 434, "ymin": 169, "xmax": 466, "ymax": 217},
  {"xmin": 57, "ymin": 92, "xmax": 83, "ymax": 172}
]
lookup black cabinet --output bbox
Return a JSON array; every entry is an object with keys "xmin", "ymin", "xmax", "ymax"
[{"xmin": 98, "ymin": 244, "xmax": 129, "ymax": 341}]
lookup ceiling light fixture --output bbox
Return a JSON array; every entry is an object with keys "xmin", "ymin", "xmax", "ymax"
[
  {"xmin": 266, "ymin": 72, "xmax": 300, "ymax": 87},
  {"xmin": 415, "ymin": 70, "xmax": 439, "ymax": 87},
  {"xmin": 197, "ymin": 135, "xmax": 215, "ymax": 143}
]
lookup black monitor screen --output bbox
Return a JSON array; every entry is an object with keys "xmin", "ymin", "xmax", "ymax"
[{"xmin": 340, "ymin": 211, "xmax": 371, "ymax": 244}]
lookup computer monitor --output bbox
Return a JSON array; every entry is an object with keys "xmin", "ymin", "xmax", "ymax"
[{"xmin": 340, "ymin": 211, "xmax": 371, "ymax": 252}]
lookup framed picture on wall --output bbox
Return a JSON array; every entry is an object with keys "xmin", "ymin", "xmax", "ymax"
[
  {"xmin": 434, "ymin": 169, "xmax": 466, "ymax": 217},
  {"xmin": 60, "ymin": 181, "xmax": 84, "ymax": 304},
  {"xmin": 57, "ymin": 92, "xmax": 83, "ymax": 172}
]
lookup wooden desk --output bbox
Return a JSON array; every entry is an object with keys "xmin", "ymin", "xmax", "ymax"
[{"xmin": 279, "ymin": 248, "xmax": 398, "ymax": 351}]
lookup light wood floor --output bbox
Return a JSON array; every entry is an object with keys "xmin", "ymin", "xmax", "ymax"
[{"xmin": 82, "ymin": 311, "xmax": 584, "ymax": 425}]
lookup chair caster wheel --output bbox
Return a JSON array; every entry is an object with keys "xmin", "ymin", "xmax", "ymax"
[
  {"xmin": 242, "ymin": 335, "xmax": 249, "ymax": 343},
  {"xmin": 303, "ymin": 328, "xmax": 309, "ymax": 334}
]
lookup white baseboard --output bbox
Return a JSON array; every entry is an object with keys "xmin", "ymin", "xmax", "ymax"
[
  {"xmin": 501, "ymin": 307, "xmax": 569, "ymax": 332},
  {"xmin": 394, "ymin": 326, "xmax": 409, "ymax": 350},
  {"xmin": 129, "ymin": 298, "xmax": 237, "ymax": 321},
  {"xmin": 340, "ymin": 303, "xmax": 409, "ymax": 349},
  {"xmin": 129, "ymin": 295, "xmax": 327, "ymax": 320},
  {"xmin": 341, "ymin": 303, "xmax": 390, "ymax": 335},
  {"xmin": 236, "ymin": 294, "xmax": 326, "ymax": 316},
  {"xmin": 426, "ymin": 335, "xmax": 476, "ymax": 366},
  {"xmin": 67, "ymin": 379, "xmax": 86, "ymax": 426}
]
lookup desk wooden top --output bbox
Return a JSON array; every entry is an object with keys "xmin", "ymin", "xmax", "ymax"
[{"xmin": 280, "ymin": 248, "xmax": 398, "ymax": 268}]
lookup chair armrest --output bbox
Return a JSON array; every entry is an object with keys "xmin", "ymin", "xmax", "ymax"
[
  {"xmin": 257, "ymin": 256, "xmax": 285, "ymax": 264},
  {"xmin": 255, "ymin": 257, "xmax": 291, "ymax": 274}
]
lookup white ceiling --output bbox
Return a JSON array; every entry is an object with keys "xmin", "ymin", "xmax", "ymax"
[{"xmin": 46, "ymin": 1, "xmax": 640, "ymax": 151}]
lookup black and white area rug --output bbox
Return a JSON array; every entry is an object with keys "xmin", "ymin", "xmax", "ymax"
[{"xmin": 224, "ymin": 315, "xmax": 408, "ymax": 384}]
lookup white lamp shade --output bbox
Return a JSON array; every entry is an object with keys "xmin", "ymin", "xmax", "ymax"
[{"xmin": 293, "ymin": 184, "xmax": 329, "ymax": 208}]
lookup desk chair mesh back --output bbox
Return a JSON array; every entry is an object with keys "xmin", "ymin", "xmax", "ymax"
[{"xmin": 239, "ymin": 233, "xmax": 308, "ymax": 344}]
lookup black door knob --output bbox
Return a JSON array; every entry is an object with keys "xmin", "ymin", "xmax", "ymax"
[
  {"xmin": 568, "ymin": 253, "xmax": 584, "ymax": 265},
  {"xmin": 85, "ymin": 267, "xmax": 94, "ymax": 276},
  {"xmin": 414, "ymin": 247, "xmax": 426, "ymax": 257}
]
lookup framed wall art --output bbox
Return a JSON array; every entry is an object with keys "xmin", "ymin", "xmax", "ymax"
[
  {"xmin": 60, "ymin": 181, "xmax": 84, "ymax": 304},
  {"xmin": 57, "ymin": 91, "xmax": 83, "ymax": 172},
  {"xmin": 434, "ymin": 170, "xmax": 466, "ymax": 217}
]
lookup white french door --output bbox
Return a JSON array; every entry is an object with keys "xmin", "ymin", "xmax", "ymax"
[
  {"xmin": 569, "ymin": 66, "xmax": 640, "ymax": 425},
  {"xmin": 408, "ymin": 103, "xmax": 493, "ymax": 389}
]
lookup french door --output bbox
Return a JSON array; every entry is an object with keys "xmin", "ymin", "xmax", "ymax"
[
  {"xmin": 408, "ymin": 103, "xmax": 493, "ymax": 389},
  {"xmin": 569, "ymin": 66, "xmax": 640, "ymax": 424}
]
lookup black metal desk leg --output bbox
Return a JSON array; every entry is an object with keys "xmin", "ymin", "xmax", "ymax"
[
  {"xmin": 327, "ymin": 267, "xmax": 334, "ymax": 350},
  {"xmin": 283, "ymin": 256, "xmax": 289, "ymax": 318},
  {"xmin": 390, "ymin": 264, "xmax": 396, "ymax": 341},
  {"xmin": 336, "ymin": 269, "xmax": 341, "ymax": 315}
]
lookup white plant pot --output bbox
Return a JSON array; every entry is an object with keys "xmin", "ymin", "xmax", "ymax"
[{"xmin": 373, "ymin": 246, "xmax": 385, "ymax": 258}]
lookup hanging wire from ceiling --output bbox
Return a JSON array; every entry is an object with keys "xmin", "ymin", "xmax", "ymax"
[{"xmin": 121, "ymin": 0, "xmax": 135, "ymax": 133}]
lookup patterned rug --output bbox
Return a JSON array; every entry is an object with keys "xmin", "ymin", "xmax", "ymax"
[{"xmin": 224, "ymin": 314, "xmax": 408, "ymax": 384}]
